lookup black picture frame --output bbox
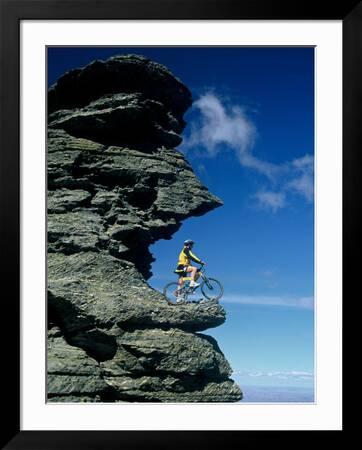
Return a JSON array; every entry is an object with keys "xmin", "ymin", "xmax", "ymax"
[{"xmin": 0, "ymin": 0, "xmax": 355, "ymax": 448}]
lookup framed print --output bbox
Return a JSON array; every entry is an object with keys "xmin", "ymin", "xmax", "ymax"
[{"xmin": 0, "ymin": 0, "xmax": 356, "ymax": 447}]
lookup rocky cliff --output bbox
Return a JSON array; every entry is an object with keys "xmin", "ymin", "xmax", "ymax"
[{"xmin": 47, "ymin": 54, "xmax": 242, "ymax": 402}]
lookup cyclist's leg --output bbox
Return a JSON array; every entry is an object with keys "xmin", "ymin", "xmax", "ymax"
[
  {"xmin": 175, "ymin": 273, "xmax": 187, "ymax": 302},
  {"xmin": 186, "ymin": 265, "xmax": 197, "ymax": 281},
  {"xmin": 176, "ymin": 268, "xmax": 187, "ymax": 292},
  {"xmin": 175, "ymin": 265, "xmax": 186, "ymax": 290},
  {"xmin": 177, "ymin": 275, "xmax": 184, "ymax": 289}
]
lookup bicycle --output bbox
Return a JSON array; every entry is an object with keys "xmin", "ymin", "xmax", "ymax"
[{"xmin": 162, "ymin": 265, "xmax": 224, "ymax": 305}]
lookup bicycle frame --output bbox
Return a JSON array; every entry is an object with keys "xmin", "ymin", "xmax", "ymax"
[{"xmin": 180, "ymin": 266, "xmax": 206, "ymax": 286}]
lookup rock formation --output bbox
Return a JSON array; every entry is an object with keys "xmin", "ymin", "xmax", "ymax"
[{"xmin": 47, "ymin": 54, "xmax": 242, "ymax": 402}]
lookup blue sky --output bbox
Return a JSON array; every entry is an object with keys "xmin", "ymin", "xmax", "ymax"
[{"xmin": 48, "ymin": 47, "xmax": 315, "ymax": 396}]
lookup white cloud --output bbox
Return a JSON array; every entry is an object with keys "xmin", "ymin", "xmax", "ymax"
[
  {"xmin": 254, "ymin": 155, "xmax": 314, "ymax": 211},
  {"xmin": 186, "ymin": 93, "xmax": 256, "ymax": 154},
  {"xmin": 183, "ymin": 92, "xmax": 314, "ymax": 211},
  {"xmin": 196, "ymin": 163, "xmax": 207, "ymax": 176},
  {"xmin": 287, "ymin": 154, "xmax": 314, "ymax": 202},
  {"xmin": 292, "ymin": 154, "xmax": 314, "ymax": 170},
  {"xmin": 233, "ymin": 370, "xmax": 314, "ymax": 380},
  {"xmin": 184, "ymin": 93, "xmax": 278, "ymax": 179},
  {"xmin": 289, "ymin": 371, "xmax": 314, "ymax": 378},
  {"xmin": 222, "ymin": 294, "xmax": 314, "ymax": 310},
  {"xmin": 261, "ymin": 269, "xmax": 274, "ymax": 277},
  {"xmin": 254, "ymin": 190, "xmax": 286, "ymax": 213}
]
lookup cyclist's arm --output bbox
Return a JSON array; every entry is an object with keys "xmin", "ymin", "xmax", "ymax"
[{"xmin": 184, "ymin": 248, "xmax": 203, "ymax": 264}]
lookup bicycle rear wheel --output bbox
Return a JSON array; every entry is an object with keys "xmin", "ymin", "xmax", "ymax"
[
  {"xmin": 163, "ymin": 282, "xmax": 186, "ymax": 305},
  {"xmin": 201, "ymin": 278, "xmax": 223, "ymax": 301}
]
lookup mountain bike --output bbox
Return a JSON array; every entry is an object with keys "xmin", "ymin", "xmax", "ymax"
[{"xmin": 163, "ymin": 265, "xmax": 224, "ymax": 305}]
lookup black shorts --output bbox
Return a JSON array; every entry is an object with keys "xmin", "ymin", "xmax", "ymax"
[{"xmin": 174, "ymin": 264, "xmax": 188, "ymax": 277}]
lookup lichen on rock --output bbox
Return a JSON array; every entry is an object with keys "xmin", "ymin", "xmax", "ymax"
[{"xmin": 47, "ymin": 54, "xmax": 242, "ymax": 402}]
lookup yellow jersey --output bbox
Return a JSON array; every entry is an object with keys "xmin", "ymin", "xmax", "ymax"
[{"xmin": 178, "ymin": 246, "xmax": 202, "ymax": 266}]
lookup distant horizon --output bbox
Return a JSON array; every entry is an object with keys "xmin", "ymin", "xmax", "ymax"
[{"xmin": 237, "ymin": 383, "xmax": 314, "ymax": 403}]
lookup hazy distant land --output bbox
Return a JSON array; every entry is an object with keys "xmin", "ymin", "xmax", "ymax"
[{"xmin": 240, "ymin": 385, "xmax": 314, "ymax": 403}]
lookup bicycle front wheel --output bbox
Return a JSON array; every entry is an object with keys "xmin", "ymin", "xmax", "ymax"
[
  {"xmin": 163, "ymin": 282, "xmax": 185, "ymax": 305},
  {"xmin": 201, "ymin": 278, "xmax": 224, "ymax": 301}
]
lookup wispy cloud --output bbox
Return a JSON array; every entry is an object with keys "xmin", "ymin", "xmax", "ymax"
[
  {"xmin": 196, "ymin": 163, "xmax": 207, "ymax": 176},
  {"xmin": 260, "ymin": 269, "xmax": 275, "ymax": 278},
  {"xmin": 286, "ymin": 154, "xmax": 314, "ymax": 202},
  {"xmin": 254, "ymin": 191, "xmax": 286, "ymax": 213},
  {"xmin": 183, "ymin": 92, "xmax": 314, "ymax": 211},
  {"xmin": 255, "ymin": 155, "xmax": 314, "ymax": 211},
  {"xmin": 183, "ymin": 93, "xmax": 278, "ymax": 179},
  {"xmin": 233, "ymin": 370, "xmax": 314, "ymax": 381},
  {"xmin": 222, "ymin": 294, "xmax": 314, "ymax": 310}
]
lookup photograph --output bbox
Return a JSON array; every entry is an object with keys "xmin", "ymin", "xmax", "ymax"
[
  {"xmin": 1, "ymin": 0, "xmax": 355, "ymax": 444},
  {"xmin": 47, "ymin": 46, "xmax": 315, "ymax": 404}
]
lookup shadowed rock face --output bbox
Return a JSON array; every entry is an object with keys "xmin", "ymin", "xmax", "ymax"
[{"xmin": 47, "ymin": 54, "xmax": 242, "ymax": 403}]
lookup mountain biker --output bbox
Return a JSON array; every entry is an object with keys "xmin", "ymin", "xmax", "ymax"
[{"xmin": 174, "ymin": 240, "xmax": 206, "ymax": 296}]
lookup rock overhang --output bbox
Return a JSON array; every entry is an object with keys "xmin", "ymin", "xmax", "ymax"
[{"xmin": 48, "ymin": 54, "xmax": 192, "ymax": 119}]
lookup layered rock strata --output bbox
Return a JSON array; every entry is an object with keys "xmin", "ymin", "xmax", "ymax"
[{"xmin": 47, "ymin": 54, "xmax": 242, "ymax": 402}]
